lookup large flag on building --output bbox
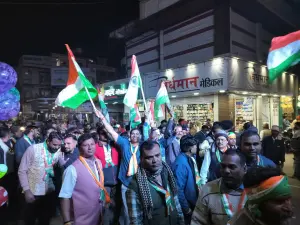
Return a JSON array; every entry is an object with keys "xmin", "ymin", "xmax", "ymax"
[
  {"xmin": 154, "ymin": 82, "xmax": 171, "ymax": 120},
  {"xmin": 55, "ymin": 44, "xmax": 97, "ymax": 109},
  {"xmin": 123, "ymin": 55, "xmax": 142, "ymax": 108},
  {"xmin": 267, "ymin": 30, "xmax": 300, "ymax": 82},
  {"xmin": 97, "ymin": 85, "xmax": 110, "ymax": 123},
  {"xmin": 130, "ymin": 104, "xmax": 141, "ymax": 129}
]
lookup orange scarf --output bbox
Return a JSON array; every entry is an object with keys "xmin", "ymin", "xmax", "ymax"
[{"xmin": 79, "ymin": 156, "xmax": 110, "ymax": 203}]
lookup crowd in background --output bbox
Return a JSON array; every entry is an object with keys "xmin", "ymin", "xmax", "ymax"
[{"xmin": 0, "ymin": 112, "xmax": 299, "ymax": 225}]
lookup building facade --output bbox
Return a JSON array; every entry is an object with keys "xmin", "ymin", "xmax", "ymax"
[
  {"xmin": 110, "ymin": 0, "xmax": 300, "ymax": 129},
  {"xmin": 17, "ymin": 53, "xmax": 117, "ymax": 119}
]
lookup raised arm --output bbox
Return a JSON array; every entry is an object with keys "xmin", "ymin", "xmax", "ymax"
[{"xmin": 95, "ymin": 110, "xmax": 119, "ymax": 142}]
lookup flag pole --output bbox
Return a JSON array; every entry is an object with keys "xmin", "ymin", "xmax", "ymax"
[
  {"xmin": 84, "ymin": 86, "xmax": 98, "ymax": 112},
  {"xmin": 139, "ymin": 78, "xmax": 148, "ymax": 112}
]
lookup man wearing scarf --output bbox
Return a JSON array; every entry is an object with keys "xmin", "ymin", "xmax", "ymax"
[
  {"xmin": 228, "ymin": 167, "xmax": 293, "ymax": 225},
  {"xmin": 191, "ymin": 150, "xmax": 247, "ymax": 225},
  {"xmin": 18, "ymin": 131, "xmax": 62, "ymax": 225},
  {"xmin": 126, "ymin": 140, "xmax": 184, "ymax": 225},
  {"xmin": 15, "ymin": 125, "xmax": 39, "ymax": 165},
  {"xmin": 200, "ymin": 130, "xmax": 230, "ymax": 185},
  {"xmin": 96, "ymin": 110, "xmax": 141, "ymax": 225},
  {"xmin": 95, "ymin": 128, "xmax": 121, "ymax": 225},
  {"xmin": 60, "ymin": 133, "xmax": 110, "ymax": 225},
  {"xmin": 240, "ymin": 130, "xmax": 276, "ymax": 169},
  {"xmin": 172, "ymin": 135, "xmax": 200, "ymax": 224}
]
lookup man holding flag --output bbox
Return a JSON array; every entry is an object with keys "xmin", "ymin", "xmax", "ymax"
[{"xmin": 95, "ymin": 55, "xmax": 145, "ymax": 225}]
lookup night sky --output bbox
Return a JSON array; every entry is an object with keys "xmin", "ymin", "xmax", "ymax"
[{"xmin": 0, "ymin": 0, "xmax": 139, "ymax": 68}]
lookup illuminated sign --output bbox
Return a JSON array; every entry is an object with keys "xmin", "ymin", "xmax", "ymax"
[{"xmin": 104, "ymin": 83, "xmax": 128, "ymax": 97}]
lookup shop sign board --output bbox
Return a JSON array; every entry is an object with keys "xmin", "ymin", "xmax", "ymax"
[
  {"xmin": 51, "ymin": 67, "xmax": 96, "ymax": 86},
  {"xmin": 229, "ymin": 59, "xmax": 295, "ymax": 95},
  {"xmin": 104, "ymin": 83, "xmax": 128, "ymax": 101},
  {"xmin": 144, "ymin": 60, "xmax": 228, "ymax": 98}
]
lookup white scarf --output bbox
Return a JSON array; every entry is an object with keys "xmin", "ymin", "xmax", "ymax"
[{"xmin": 0, "ymin": 139, "xmax": 9, "ymax": 165}]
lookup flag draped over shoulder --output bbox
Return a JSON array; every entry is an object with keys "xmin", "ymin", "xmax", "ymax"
[
  {"xmin": 267, "ymin": 30, "xmax": 300, "ymax": 82},
  {"xmin": 55, "ymin": 44, "xmax": 97, "ymax": 109},
  {"xmin": 124, "ymin": 55, "xmax": 142, "ymax": 127},
  {"xmin": 97, "ymin": 85, "xmax": 110, "ymax": 123},
  {"xmin": 154, "ymin": 82, "xmax": 171, "ymax": 120}
]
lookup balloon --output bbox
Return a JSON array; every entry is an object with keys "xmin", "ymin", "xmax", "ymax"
[
  {"xmin": 0, "ymin": 187, "xmax": 8, "ymax": 206},
  {"xmin": 0, "ymin": 164, "xmax": 7, "ymax": 179},
  {"xmin": 0, "ymin": 62, "xmax": 17, "ymax": 94},
  {"xmin": 0, "ymin": 87, "xmax": 20, "ymax": 121}
]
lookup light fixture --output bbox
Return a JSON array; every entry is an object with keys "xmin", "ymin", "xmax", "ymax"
[
  {"xmin": 219, "ymin": 90, "xmax": 225, "ymax": 93},
  {"xmin": 233, "ymin": 57, "xmax": 239, "ymax": 60},
  {"xmin": 248, "ymin": 61, "xmax": 254, "ymax": 67},
  {"xmin": 261, "ymin": 65, "xmax": 267, "ymax": 68},
  {"xmin": 166, "ymin": 69, "xmax": 173, "ymax": 75},
  {"xmin": 282, "ymin": 95, "xmax": 286, "ymax": 97},
  {"xmin": 273, "ymin": 94, "xmax": 278, "ymax": 97},
  {"xmin": 242, "ymin": 92, "xmax": 248, "ymax": 95},
  {"xmin": 187, "ymin": 63, "xmax": 196, "ymax": 70},
  {"xmin": 113, "ymin": 102, "xmax": 118, "ymax": 105},
  {"xmin": 261, "ymin": 93, "xmax": 267, "ymax": 96},
  {"xmin": 171, "ymin": 95, "xmax": 176, "ymax": 98},
  {"xmin": 193, "ymin": 92, "xmax": 199, "ymax": 96}
]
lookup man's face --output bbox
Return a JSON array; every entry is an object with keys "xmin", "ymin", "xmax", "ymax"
[
  {"xmin": 161, "ymin": 127, "xmax": 166, "ymax": 134},
  {"xmin": 33, "ymin": 128, "xmax": 40, "ymax": 138},
  {"xmin": 47, "ymin": 138, "xmax": 62, "ymax": 153},
  {"xmin": 260, "ymin": 196, "xmax": 293, "ymax": 224},
  {"xmin": 46, "ymin": 128, "xmax": 55, "ymax": 138},
  {"xmin": 64, "ymin": 137, "xmax": 77, "ymax": 152},
  {"xmin": 130, "ymin": 130, "xmax": 140, "ymax": 143},
  {"xmin": 99, "ymin": 132, "xmax": 108, "ymax": 142},
  {"xmin": 15, "ymin": 130, "xmax": 23, "ymax": 138},
  {"xmin": 80, "ymin": 138, "xmax": 96, "ymax": 158},
  {"xmin": 2, "ymin": 134, "xmax": 10, "ymax": 143},
  {"xmin": 190, "ymin": 145, "xmax": 197, "ymax": 154},
  {"xmin": 216, "ymin": 136, "xmax": 228, "ymax": 149},
  {"xmin": 174, "ymin": 127, "xmax": 183, "ymax": 139},
  {"xmin": 220, "ymin": 154, "xmax": 246, "ymax": 188},
  {"xmin": 228, "ymin": 138, "xmax": 236, "ymax": 146},
  {"xmin": 272, "ymin": 130, "xmax": 280, "ymax": 138},
  {"xmin": 150, "ymin": 130, "xmax": 160, "ymax": 141},
  {"xmin": 141, "ymin": 144, "xmax": 162, "ymax": 173},
  {"xmin": 202, "ymin": 127, "xmax": 209, "ymax": 134},
  {"xmin": 6, "ymin": 122, "xmax": 12, "ymax": 128},
  {"xmin": 241, "ymin": 135, "xmax": 261, "ymax": 159}
]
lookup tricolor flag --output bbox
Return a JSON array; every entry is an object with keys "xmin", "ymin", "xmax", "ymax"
[
  {"xmin": 124, "ymin": 55, "xmax": 143, "ymax": 128},
  {"xmin": 130, "ymin": 104, "xmax": 141, "ymax": 129},
  {"xmin": 97, "ymin": 85, "xmax": 110, "ymax": 123},
  {"xmin": 267, "ymin": 30, "xmax": 300, "ymax": 82},
  {"xmin": 55, "ymin": 44, "xmax": 97, "ymax": 109},
  {"xmin": 154, "ymin": 82, "xmax": 171, "ymax": 120},
  {"xmin": 123, "ymin": 55, "xmax": 142, "ymax": 108}
]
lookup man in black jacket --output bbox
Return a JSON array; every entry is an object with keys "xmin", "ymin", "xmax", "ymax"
[{"xmin": 262, "ymin": 125, "xmax": 286, "ymax": 168}]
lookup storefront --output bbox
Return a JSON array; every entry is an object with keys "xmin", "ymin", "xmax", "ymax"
[
  {"xmin": 143, "ymin": 59, "xmax": 228, "ymax": 125},
  {"xmin": 143, "ymin": 56, "xmax": 298, "ymax": 131},
  {"xmin": 102, "ymin": 78, "xmax": 129, "ymax": 123}
]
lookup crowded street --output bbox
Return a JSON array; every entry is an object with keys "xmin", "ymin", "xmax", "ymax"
[{"xmin": 2, "ymin": 1, "xmax": 300, "ymax": 225}]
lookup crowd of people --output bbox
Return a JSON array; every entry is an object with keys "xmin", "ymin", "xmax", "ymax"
[{"xmin": 0, "ymin": 111, "xmax": 298, "ymax": 225}]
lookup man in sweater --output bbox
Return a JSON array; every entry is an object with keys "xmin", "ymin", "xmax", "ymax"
[
  {"xmin": 18, "ymin": 131, "xmax": 62, "ymax": 225},
  {"xmin": 59, "ymin": 133, "xmax": 110, "ymax": 225},
  {"xmin": 191, "ymin": 150, "xmax": 247, "ymax": 225},
  {"xmin": 126, "ymin": 140, "xmax": 184, "ymax": 225}
]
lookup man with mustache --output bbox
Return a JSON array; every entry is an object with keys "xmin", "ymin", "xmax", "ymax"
[
  {"xmin": 228, "ymin": 167, "xmax": 293, "ymax": 225},
  {"xmin": 191, "ymin": 149, "xmax": 247, "ymax": 225}
]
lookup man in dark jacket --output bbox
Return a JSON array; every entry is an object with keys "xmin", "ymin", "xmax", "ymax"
[
  {"xmin": 262, "ymin": 125, "xmax": 286, "ymax": 168},
  {"xmin": 173, "ymin": 136, "xmax": 200, "ymax": 224}
]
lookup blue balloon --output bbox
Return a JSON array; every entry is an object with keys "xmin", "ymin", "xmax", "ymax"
[
  {"xmin": 0, "ymin": 88, "xmax": 20, "ymax": 121},
  {"xmin": 0, "ymin": 62, "xmax": 17, "ymax": 94}
]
